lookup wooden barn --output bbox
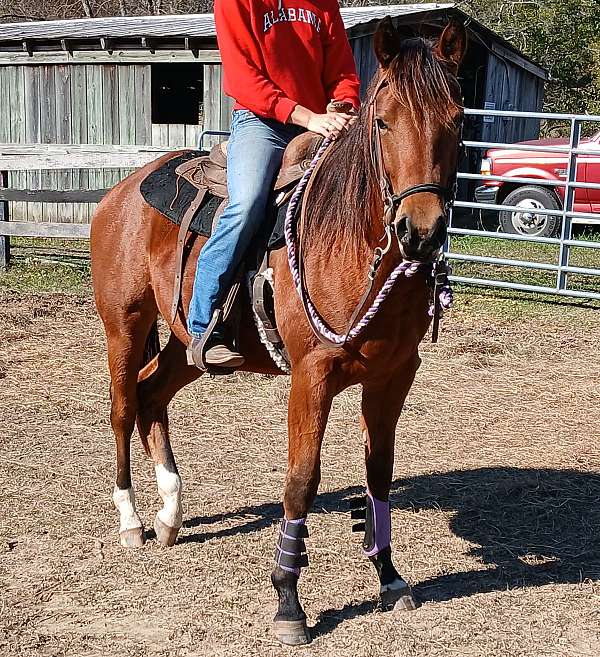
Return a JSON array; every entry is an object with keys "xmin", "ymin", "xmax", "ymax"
[{"xmin": 0, "ymin": 3, "xmax": 547, "ymax": 223}]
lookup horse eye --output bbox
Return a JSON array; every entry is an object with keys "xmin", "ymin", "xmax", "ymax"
[{"xmin": 376, "ymin": 117, "xmax": 389, "ymax": 131}]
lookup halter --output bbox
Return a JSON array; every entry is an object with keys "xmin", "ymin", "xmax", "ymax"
[{"xmin": 368, "ymin": 75, "xmax": 458, "ymax": 230}]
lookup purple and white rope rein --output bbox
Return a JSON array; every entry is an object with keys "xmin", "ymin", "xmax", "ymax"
[{"xmin": 284, "ymin": 137, "xmax": 453, "ymax": 343}]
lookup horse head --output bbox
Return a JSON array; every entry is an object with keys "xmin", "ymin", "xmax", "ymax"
[{"xmin": 372, "ymin": 19, "xmax": 466, "ymax": 262}]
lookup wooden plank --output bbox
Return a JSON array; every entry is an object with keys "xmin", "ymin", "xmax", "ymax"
[
  {"xmin": 220, "ymin": 94, "xmax": 234, "ymax": 133},
  {"xmin": 203, "ymin": 64, "xmax": 223, "ymax": 147},
  {"xmin": 103, "ymin": 65, "xmax": 121, "ymax": 187},
  {"xmin": 70, "ymin": 64, "xmax": 90, "ymax": 224},
  {"xmin": 0, "ymin": 221, "xmax": 90, "ymax": 238},
  {"xmin": 0, "ymin": 69, "xmax": 11, "ymax": 147},
  {"xmin": 8, "ymin": 66, "xmax": 27, "ymax": 222},
  {"xmin": 40, "ymin": 65, "xmax": 58, "ymax": 222},
  {"xmin": 23, "ymin": 66, "xmax": 42, "ymax": 223},
  {"xmin": 481, "ymin": 52, "xmax": 498, "ymax": 143},
  {"xmin": 152, "ymin": 124, "xmax": 170, "ymax": 148},
  {"xmin": 350, "ymin": 37, "xmax": 367, "ymax": 98},
  {"xmin": 0, "ymin": 143, "xmax": 172, "ymax": 154},
  {"xmin": 184, "ymin": 124, "xmax": 201, "ymax": 148},
  {"xmin": 0, "ymin": 68, "xmax": 17, "ymax": 224},
  {"xmin": 0, "ymin": 144, "xmax": 170, "ymax": 171},
  {"xmin": 365, "ymin": 38, "xmax": 379, "ymax": 95},
  {"xmin": 0, "ymin": 50, "xmax": 221, "ymax": 66},
  {"xmin": 0, "ymin": 188, "xmax": 108, "ymax": 203},
  {"xmin": 116, "ymin": 66, "xmax": 137, "ymax": 202},
  {"xmin": 0, "ymin": 171, "xmax": 9, "ymax": 269},
  {"xmin": 0, "ymin": 151, "xmax": 168, "ymax": 171},
  {"xmin": 55, "ymin": 64, "xmax": 74, "ymax": 223},
  {"xmin": 168, "ymin": 124, "xmax": 185, "ymax": 148},
  {"xmin": 134, "ymin": 65, "xmax": 152, "ymax": 145},
  {"xmin": 86, "ymin": 65, "xmax": 104, "ymax": 195}
]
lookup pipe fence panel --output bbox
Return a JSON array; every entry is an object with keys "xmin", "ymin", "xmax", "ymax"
[
  {"xmin": 1, "ymin": 118, "xmax": 599, "ymax": 304},
  {"xmin": 446, "ymin": 109, "xmax": 600, "ymax": 301}
]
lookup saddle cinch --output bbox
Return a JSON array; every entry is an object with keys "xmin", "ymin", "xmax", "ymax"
[{"xmin": 166, "ymin": 131, "xmax": 325, "ymax": 373}]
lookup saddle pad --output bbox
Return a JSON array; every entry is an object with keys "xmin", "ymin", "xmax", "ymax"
[{"xmin": 140, "ymin": 150, "xmax": 289, "ymax": 250}]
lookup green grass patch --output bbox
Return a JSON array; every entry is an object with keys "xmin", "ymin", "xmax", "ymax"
[
  {"xmin": 1, "ymin": 236, "xmax": 599, "ymax": 325},
  {"xmin": 0, "ymin": 260, "xmax": 91, "ymax": 294},
  {"xmin": 454, "ymin": 285, "xmax": 600, "ymax": 325},
  {"xmin": 0, "ymin": 237, "xmax": 91, "ymax": 294},
  {"xmin": 449, "ymin": 235, "xmax": 600, "ymax": 295}
]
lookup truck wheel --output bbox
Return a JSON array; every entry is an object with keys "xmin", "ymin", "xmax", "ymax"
[{"xmin": 499, "ymin": 186, "xmax": 561, "ymax": 238}]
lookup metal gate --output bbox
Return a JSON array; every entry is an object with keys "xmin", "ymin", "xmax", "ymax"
[{"xmin": 446, "ymin": 109, "xmax": 600, "ymax": 301}]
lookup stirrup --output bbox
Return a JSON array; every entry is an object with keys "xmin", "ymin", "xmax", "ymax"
[{"xmin": 187, "ymin": 309, "xmax": 244, "ymax": 374}]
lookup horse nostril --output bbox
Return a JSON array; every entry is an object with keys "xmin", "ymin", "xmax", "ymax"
[
  {"xmin": 395, "ymin": 215, "xmax": 409, "ymax": 238},
  {"xmin": 434, "ymin": 215, "xmax": 448, "ymax": 243}
]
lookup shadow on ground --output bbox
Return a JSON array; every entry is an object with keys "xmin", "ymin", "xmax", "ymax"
[{"xmin": 183, "ymin": 467, "xmax": 600, "ymax": 636}]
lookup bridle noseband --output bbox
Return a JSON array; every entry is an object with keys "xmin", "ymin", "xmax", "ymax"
[{"xmin": 368, "ymin": 76, "xmax": 460, "ymax": 229}]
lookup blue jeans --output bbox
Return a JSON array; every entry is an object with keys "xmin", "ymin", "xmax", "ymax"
[{"xmin": 188, "ymin": 110, "xmax": 303, "ymax": 337}]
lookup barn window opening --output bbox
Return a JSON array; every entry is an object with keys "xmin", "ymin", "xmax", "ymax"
[{"xmin": 151, "ymin": 64, "xmax": 203, "ymax": 125}]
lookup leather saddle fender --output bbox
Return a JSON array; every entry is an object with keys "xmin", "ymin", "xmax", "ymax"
[{"xmin": 169, "ymin": 132, "xmax": 324, "ymax": 327}]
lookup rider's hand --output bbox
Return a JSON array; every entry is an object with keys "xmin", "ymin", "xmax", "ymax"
[{"xmin": 306, "ymin": 111, "xmax": 354, "ymax": 139}]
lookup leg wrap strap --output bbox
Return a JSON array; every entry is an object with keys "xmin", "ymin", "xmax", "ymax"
[
  {"xmin": 364, "ymin": 490, "xmax": 391, "ymax": 557},
  {"xmin": 275, "ymin": 518, "xmax": 309, "ymax": 575},
  {"xmin": 350, "ymin": 491, "xmax": 391, "ymax": 557}
]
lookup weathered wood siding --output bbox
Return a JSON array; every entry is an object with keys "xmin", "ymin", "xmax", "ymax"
[
  {"xmin": 350, "ymin": 35, "xmax": 379, "ymax": 98},
  {"xmin": 481, "ymin": 53, "xmax": 545, "ymax": 143},
  {"xmin": 202, "ymin": 64, "xmax": 234, "ymax": 147},
  {"xmin": 0, "ymin": 63, "xmax": 154, "ymax": 222},
  {"xmin": 151, "ymin": 124, "xmax": 202, "ymax": 149},
  {"xmin": 0, "ymin": 61, "xmax": 229, "ymax": 222}
]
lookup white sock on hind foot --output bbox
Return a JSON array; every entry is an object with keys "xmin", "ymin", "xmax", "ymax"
[
  {"xmin": 155, "ymin": 464, "xmax": 183, "ymax": 529},
  {"xmin": 113, "ymin": 486, "xmax": 143, "ymax": 533}
]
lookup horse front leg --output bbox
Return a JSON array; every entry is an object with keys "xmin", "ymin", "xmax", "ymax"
[
  {"xmin": 271, "ymin": 363, "xmax": 336, "ymax": 646},
  {"xmin": 359, "ymin": 354, "xmax": 421, "ymax": 612}
]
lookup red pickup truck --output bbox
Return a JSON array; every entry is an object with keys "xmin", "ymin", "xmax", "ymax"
[{"xmin": 475, "ymin": 131, "xmax": 600, "ymax": 237}]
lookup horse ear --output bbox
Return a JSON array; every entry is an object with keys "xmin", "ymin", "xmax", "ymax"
[
  {"xmin": 374, "ymin": 17, "xmax": 401, "ymax": 68},
  {"xmin": 436, "ymin": 22, "xmax": 467, "ymax": 73}
]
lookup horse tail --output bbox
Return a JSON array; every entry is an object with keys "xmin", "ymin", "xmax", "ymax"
[{"xmin": 143, "ymin": 320, "xmax": 161, "ymax": 367}]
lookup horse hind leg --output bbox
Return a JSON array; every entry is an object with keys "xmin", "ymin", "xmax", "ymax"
[
  {"xmin": 137, "ymin": 331, "xmax": 202, "ymax": 547},
  {"xmin": 106, "ymin": 315, "xmax": 157, "ymax": 548}
]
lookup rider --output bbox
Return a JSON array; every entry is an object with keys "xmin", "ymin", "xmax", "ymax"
[{"xmin": 186, "ymin": 0, "xmax": 361, "ymax": 368}]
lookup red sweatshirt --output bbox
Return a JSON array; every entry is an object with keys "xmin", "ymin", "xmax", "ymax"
[{"xmin": 214, "ymin": 0, "xmax": 361, "ymax": 123}]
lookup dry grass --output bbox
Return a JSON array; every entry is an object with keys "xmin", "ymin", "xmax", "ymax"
[{"xmin": 1, "ymin": 287, "xmax": 599, "ymax": 657}]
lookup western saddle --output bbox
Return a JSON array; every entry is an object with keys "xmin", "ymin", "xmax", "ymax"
[{"xmin": 170, "ymin": 102, "xmax": 352, "ymax": 371}]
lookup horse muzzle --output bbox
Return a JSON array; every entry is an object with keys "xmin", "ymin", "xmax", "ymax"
[{"xmin": 395, "ymin": 214, "xmax": 447, "ymax": 262}]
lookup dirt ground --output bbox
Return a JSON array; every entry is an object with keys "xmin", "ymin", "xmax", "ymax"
[{"xmin": 1, "ymin": 287, "xmax": 599, "ymax": 657}]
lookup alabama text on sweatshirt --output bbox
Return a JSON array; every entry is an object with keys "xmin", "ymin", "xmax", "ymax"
[{"xmin": 214, "ymin": 0, "xmax": 361, "ymax": 123}]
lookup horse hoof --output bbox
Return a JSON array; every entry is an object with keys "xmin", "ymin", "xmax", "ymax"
[
  {"xmin": 273, "ymin": 619, "xmax": 311, "ymax": 646},
  {"xmin": 154, "ymin": 516, "xmax": 180, "ymax": 547},
  {"xmin": 381, "ymin": 582, "xmax": 419, "ymax": 612},
  {"xmin": 119, "ymin": 527, "xmax": 145, "ymax": 549}
]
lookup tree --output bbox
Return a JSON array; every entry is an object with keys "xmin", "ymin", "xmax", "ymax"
[
  {"xmin": 341, "ymin": 0, "xmax": 599, "ymax": 116},
  {"xmin": 455, "ymin": 0, "xmax": 600, "ymax": 115}
]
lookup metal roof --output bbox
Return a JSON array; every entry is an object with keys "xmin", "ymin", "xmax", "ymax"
[
  {"xmin": 0, "ymin": 3, "xmax": 545, "ymax": 79},
  {"xmin": 0, "ymin": 4, "xmax": 453, "ymax": 41}
]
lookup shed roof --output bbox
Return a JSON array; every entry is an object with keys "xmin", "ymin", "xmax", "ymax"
[
  {"xmin": 0, "ymin": 4, "xmax": 546, "ymax": 79},
  {"xmin": 0, "ymin": 4, "xmax": 453, "ymax": 41}
]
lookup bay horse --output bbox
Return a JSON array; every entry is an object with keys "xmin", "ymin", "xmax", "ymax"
[{"xmin": 90, "ymin": 18, "xmax": 466, "ymax": 645}]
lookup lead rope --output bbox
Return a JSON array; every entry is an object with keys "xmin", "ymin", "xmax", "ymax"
[{"xmin": 284, "ymin": 137, "xmax": 453, "ymax": 347}]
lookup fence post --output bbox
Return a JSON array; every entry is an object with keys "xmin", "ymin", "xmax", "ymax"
[
  {"xmin": 0, "ymin": 170, "xmax": 9, "ymax": 270},
  {"xmin": 557, "ymin": 119, "xmax": 581, "ymax": 292}
]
